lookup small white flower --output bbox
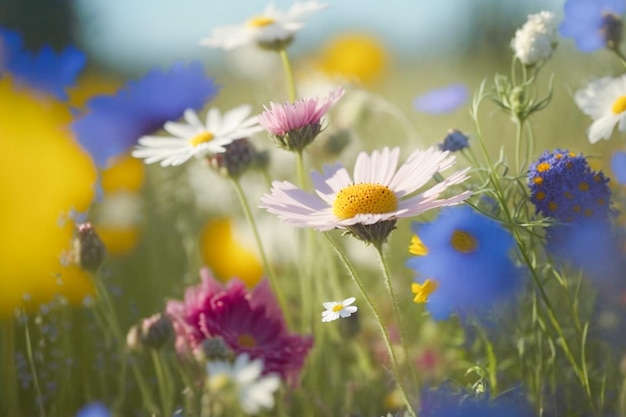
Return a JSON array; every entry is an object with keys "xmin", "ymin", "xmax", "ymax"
[
  {"xmin": 206, "ymin": 353, "xmax": 281, "ymax": 415},
  {"xmin": 511, "ymin": 11, "xmax": 557, "ymax": 66},
  {"xmin": 575, "ymin": 75, "xmax": 626, "ymax": 144},
  {"xmin": 200, "ymin": 1, "xmax": 326, "ymax": 50},
  {"xmin": 321, "ymin": 297, "xmax": 358, "ymax": 322},
  {"xmin": 132, "ymin": 105, "xmax": 262, "ymax": 167}
]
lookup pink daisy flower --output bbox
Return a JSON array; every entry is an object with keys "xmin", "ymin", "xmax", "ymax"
[
  {"xmin": 166, "ymin": 268, "xmax": 313, "ymax": 383},
  {"xmin": 258, "ymin": 86, "xmax": 344, "ymax": 151},
  {"xmin": 260, "ymin": 147, "xmax": 471, "ymax": 246}
]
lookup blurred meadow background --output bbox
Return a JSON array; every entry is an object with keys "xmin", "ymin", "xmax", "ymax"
[{"xmin": 3, "ymin": 0, "xmax": 626, "ymax": 416}]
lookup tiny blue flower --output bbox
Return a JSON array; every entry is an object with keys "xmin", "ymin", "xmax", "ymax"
[
  {"xmin": 71, "ymin": 61, "xmax": 220, "ymax": 167},
  {"xmin": 528, "ymin": 149, "xmax": 611, "ymax": 222},
  {"xmin": 438, "ymin": 129, "xmax": 469, "ymax": 152},
  {"xmin": 559, "ymin": 0, "xmax": 626, "ymax": 52},
  {"xmin": 0, "ymin": 27, "xmax": 86, "ymax": 100},
  {"xmin": 407, "ymin": 206, "xmax": 523, "ymax": 320},
  {"xmin": 611, "ymin": 150, "xmax": 626, "ymax": 184},
  {"xmin": 76, "ymin": 402, "xmax": 110, "ymax": 417},
  {"xmin": 413, "ymin": 83, "xmax": 468, "ymax": 115}
]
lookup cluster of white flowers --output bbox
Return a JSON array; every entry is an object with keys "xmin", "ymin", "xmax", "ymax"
[{"xmin": 510, "ymin": 11, "xmax": 557, "ymax": 66}]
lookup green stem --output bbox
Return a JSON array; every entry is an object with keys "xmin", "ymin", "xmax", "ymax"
[
  {"xmin": 324, "ymin": 233, "xmax": 416, "ymax": 417},
  {"xmin": 477, "ymin": 325, "xmax": 498, "ymax": 394},
  {"xmin": 374, "ymin": 244, "xmax": 418, "ymax": 391},
  {"xmin": 1, "ymin": 318, "xmax": 19, "ymax": 417},
  {"xmin": 230, "ymin": 178, "xmax": 291, "ymax": 327},
  {"xmin": 278, "ymin": 49, "xmax": 297, "ymax": 103},
  {"xmin": 514, "ymin": 118, "xmax": 524, "ymax": 175},
  {"xmin": 151, "ymin": 350, "xmax": 173, "ymax": 417},
  {"xmin": 23, "ymin": 316, "xmax": 46, "ymax": 417},
  {"xmin": 295, "ymin": 150, "xmax": 307, "ymax": 190}
]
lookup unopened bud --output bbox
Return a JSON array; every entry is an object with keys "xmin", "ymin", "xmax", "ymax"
[
  {"xmin": 194, "ymin": 337, "xmax": 233, "ymax": 362},
  {"xmin": 207, "ymin": 138, "xmax": 257, "ymax": 178},
  {"xmin": 438, "ymin": 129, "xmax": 469, "ymax": 152},
  {"xmin": 127, "ymin": 313, "xmax": 173, "ymax": 351},
  {"xmin": 73, "ymin": 223, "xmax": 106, "ymax": 272},
  {"xmin": 602, "ymin": 13, "xmax": 623, "ymax": 50}
]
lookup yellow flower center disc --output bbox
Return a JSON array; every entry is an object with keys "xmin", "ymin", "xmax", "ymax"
[
  {"xmin": 247, "ymin": 16, "xmax": 275, "ymax": 28},
  {"xmin": 189, "ymin": 131, "xmax": 214, "ymax": 147},
  {"xmin": 332, "ymin": 183, "xmax": 397, "ymax": 220},
  {"xmin": 450, "ymin": 230, "xmax": 478, "ymax": 253},
  {"xmin": 612, "ymin": 96, "xmax": 626, "ymax": 114}
]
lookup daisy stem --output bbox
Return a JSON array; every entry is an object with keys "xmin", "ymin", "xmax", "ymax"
[
  {"xmin": 324, "ymin": 233, "xmax": 416, "ymax": 417},
  {"xmin": 296, "ymin": 150, "xmax": 308, "ymax": 190},
  {"xmin": 23, "ymin": 316, "xmax": 46, "ymax": 417},
  {"xmin": 278, "ymin": 48, "xmax": 297, "ymax": 103},
  {"xmin": 374, "ymin": 244, "xmax": 418, "ymax": 391},
  {"xmin": 1, "ymin": 318, "xmax": 19, "ymax": 417},
  {"xmin": 151, "ymin": 349, "xmax": 173, "ymax": 417},
  {"xmin": 514, "ymin": 118, "xmax": 524, "ymax": 175},
  {"xmin": 230, "ymin": 178, "xmax": 291, "ymax": 327}
]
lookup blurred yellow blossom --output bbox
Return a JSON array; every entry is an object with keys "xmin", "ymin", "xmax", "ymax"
[{"xmin": 0, "ymin": 77, "xmax": 97, "ymax": 316}]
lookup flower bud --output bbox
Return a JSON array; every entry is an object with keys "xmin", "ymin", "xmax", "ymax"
[
  {"xmin": 73, "ymin": 222, "xmax": 106, "ymax": 272},
  {"xmin": 126, "ymin": 313, "xmax": 174, "ymax": 351}
]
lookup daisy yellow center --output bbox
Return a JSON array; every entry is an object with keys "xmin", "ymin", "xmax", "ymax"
[
  {"xmin": 332, "ymin": 183, "xmax": 398, "ymax": 220},
  {"xmin": 189, "ymin": 131, "xmax": 214, "ymax": 147},
  {"xmin": 247, "ymin": 16, "xmax": 275, "ymax": 27},
  {"xmin": 612, "ymin": 96, "xmax": 626, "ymax": 114},
  {"xmin": 409, "ymin": 235, "xmax": 429, "ymax": 256},
  {"xmin": 236, "ymin": 334, "xmax": 257, "ymax": 348},
  {"xmin": 332, "ymin": 304, "xmax": 344, "ymax": 312},
  {"xmin": 450, "ymin": 230, "xmax": 478, "ymax": 253},
  {"xmin": 411, "ymin": 279, "xmax": 439, "ymax": 304}
]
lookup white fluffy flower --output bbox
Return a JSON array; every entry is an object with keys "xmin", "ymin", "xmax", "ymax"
[
  {"xmin": 511, "ymin": 11, "xmax": 557, "ymax": 66},
  {"xmin": 206, "ymin": 353, "xmax": 281, "ymax": 415},
  {"xmin": 575, "ymin": 75, "xmax": 626, "ymax": 144},
  {"xmin": 200, "ymin": 1, "xmax": 326, "ymax": 50},
  {"xmin": 321, "ymin": 297, "xmax": 358, "ymax": 322},
  {"xmin": 132, "ymin": 105, "xmax": 262, "ymax": 167}
]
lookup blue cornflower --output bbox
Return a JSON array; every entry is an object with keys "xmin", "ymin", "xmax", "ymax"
[
  {"xmin": 407, "ymin": 206, "xmax": 523, "ymax": 321},
  {"xmin": 0, "ymin": 27, "xmax": 86, "ymax": 100},
  {"xmin": 438, "ymin": 129, "xmax": 469, "ymax": 152},
  {"xmin": 413, "ymin": 83, "xmax": 468, "ymax": 115},
  {"xmin": 528, "ymin": 149, "xmax": 611, "ymax": 222},
  {"xmin": 419, "ymin": 382, "xmax": 537, "ymax": 417},
  {"xmin": 559, "ymin": 0, "xmax": 625, "ymax": 52},
  {"xmin": 71, "ymin": 61, "xmax": 220, "ymax": 167},
  {"xmin": 75, "ymin": 402, "xmax": 110, "ymax": 417},
  {"xmin": 611, "ymin": 150, "xmax": 626, "ymax": 184}
]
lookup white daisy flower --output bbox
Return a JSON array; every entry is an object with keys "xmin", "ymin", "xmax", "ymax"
[
  {"xmin": 575, "ymin": 75, "xmax": 626, "ymax": 144},
  {"xmin": 200, "ymin": 1, "xmax": 327, "ymax": 51},
  {"xmin": 321, "ymin": 297, "xmax": 358, "ymax": 322},
  {"xmin": 260, "ymin": 147, "xmax": 470, "ymax": 244},
  {"xmin": 206, "ymin": 353, "xmax": 281, "ymax": 415},
  {"xmin": 510, "ymin": 11, "xmax": 557, "ymax": 66},
  {"xmin": 131, "ymin": 105, "xmax": 262, "ymax": 167}
]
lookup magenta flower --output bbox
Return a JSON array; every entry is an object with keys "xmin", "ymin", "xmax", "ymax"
[
  {"xmin": 258, "ymin": 86, "xmax": 344, "ymax": 151},
  {"xmin": 166, "ymin": 268, "xmax": 313, "ymax": 383}
]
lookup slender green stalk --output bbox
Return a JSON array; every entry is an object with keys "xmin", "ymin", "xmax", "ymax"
[
  {"xmin": 23, "ymin": 316, "xmax": 46, "ymax": 417},
  {"xmin": 92, "ymin": 277, "xmax": 159, "ymax": 414},
  {"xmin": 477, "ymin": 325, "xmax": 498, "ymax": 394},
  {"xmin": 514, "ymin": 118, "xmax": 524, "ymax": 175},
  {"xmin": 151, "ymin": 350, "xmax": 173, "ymax": 417},
  {"xmin": 295, "ymin": 150, "xmax": 307, "ymax": 190},
  {"xmin": 1, "ymin": 318, "xmax": 19, "ymax": 417},
  {"xmin": 278, "ymin": 49, "xmax": 297, "ymax": 103},
  {"xmin": 374, "ymin": 244, "xmax": 418, "ymax": 390},
  {"xmin": 230, "ymin": 178, "xmax": 291, "ymax": 327},
  {"xmin": 324, "ymin": 233, "xmax": 416, "ymax": 417}
]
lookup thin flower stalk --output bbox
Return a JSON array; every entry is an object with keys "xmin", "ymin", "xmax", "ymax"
[{"xmin": 278, "ymin": 49, "xmax": 297, "ymax": 103}]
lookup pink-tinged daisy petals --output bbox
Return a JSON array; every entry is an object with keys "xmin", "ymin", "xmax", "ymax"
[
  {"xmin": 260, "ymin": 147, "xmax": 471, "ymax": 245},
  {"xmin": 258, "ymin": 86, "xmax": 344, "ymax": 151}
]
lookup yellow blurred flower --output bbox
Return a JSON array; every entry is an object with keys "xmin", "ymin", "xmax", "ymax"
[
  {"xmin": 316, "ymin": 33, "xmax": 389, "ymax": 85},
  {"xmin": 200, "ymin": 217, "xmax": 263, "ymax": 287},
  {"xmin": 101, "ymin": 154, "xmax": 145, "ymax": 193},
  {"xmin": 0, "ymin": 77, "xmax": 97, "ymax": 316}
]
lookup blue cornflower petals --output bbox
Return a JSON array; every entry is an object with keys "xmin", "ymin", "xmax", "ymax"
[
  {"xmin": 559, "ymin": 0, "xmax": 626, "ymax": 52},
  {"xmin": 407, "ymin": 206, "xmax": 523, "ymax": 320},
  {"xmin": 611, "ymin": 150, "xmax": 626, "ymax": 184},
  {"xmin": 413, "ymin": 83, "xmax": 469, "ymax": 115},
  {"xmin": 75, "ymin": 402, "xmax": 111, "ymax": 417},
  {"xmin": 71, "ymin": 61, "xmax": 220, "ymax": 167},
  {"xmin": 0, "ymin": 27, "xmax": 86, "ymax": 100}
]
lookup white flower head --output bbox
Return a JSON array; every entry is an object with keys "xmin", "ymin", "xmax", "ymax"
[
  {"xmin": 206, "ymin": 353, "xmax": 281, "ymax": 415},
  {"xmin": 200, "ymin": 1, "xmax": 327, "ymax": 51},
  {"xmin": 511, "ymin": 11, "xmax": 557, "ymax": 66},
  {"xmin": 322, "ymin": 297, "xmax": 358, "ymax": 322},
  {"xmin": 575, "ymin": 75, "xmax": 626, "ymax": 144},
  {"xmin": 260, "ymin": 147, "xmax": 471, "ymax": 242},
  {"xmin": 132, "ymin": 105, "xmax": 262, "ymax": 167}
]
